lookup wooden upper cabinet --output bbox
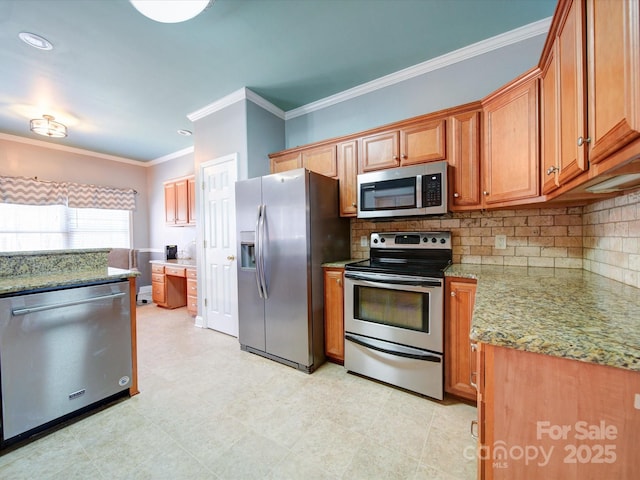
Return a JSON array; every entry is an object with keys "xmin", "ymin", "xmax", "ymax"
[
  {"xmin": 482, "ymin": 70, "xmax": 540, "ymax": 206},
  {"xmin": 187, "ymin": 176, "xmax": 196, "ymax": 225},
  {"xmin": 164, "ymin": 182, "xmax": 176, "ymax": 224},
  {"xmin": 399, "ymin": 119, "xmax": 446, "ymax": 165},
  {"xmin": 586, "ymin": 0, "xmax": 640, "ymax": 164},
  {"xmin": 448, "ymin": 110, "xmax": 482, "ymax": 210},
  {"xmin": 337, "ymin": 140, "xmax": 358, "ymax": 216},
  {"xmin": 540, "ymin": 0, "xmax": 588, "ymax": 195},
  {"xmin": 271, "ymin": 151, "xmax": 301, "ymax": 173},
  {"xmin": 175, "ymin": 179, "xmax": 189, "ymax": 225},
  {"xmin": 302, "ymin": 144, "xmax": 337, "ymax": 178},
  {"xmin": 164, "ymin": 176, "xmax": 195, "ymax": 226},
  {"xmin": 360, "ymin": 130, "xmax": 400, "ymax": 171}
]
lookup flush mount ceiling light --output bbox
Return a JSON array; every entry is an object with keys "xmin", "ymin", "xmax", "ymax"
[
  {"xmin": 30, "ymin": 115, "xmax": 67, "ymax": 138},
  {"xmin": 177, "ymin": 129, "xmax": 192, "ymax": 136},
  {"xmin": 18, "ymin": 32, "xmax": 53, "ymax": 50},
  {"xmin": 130, "ymin": 0, "xmax": 211, "ymax": 23}
]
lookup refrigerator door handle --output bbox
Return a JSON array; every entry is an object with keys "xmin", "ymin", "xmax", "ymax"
[
  {"xmin": 258, "ymin": 204, "xmax": 268, "ymax": 298},
  {"xmin": 255, "ymin": 204, "xmax": 264, "ymax": 299}
]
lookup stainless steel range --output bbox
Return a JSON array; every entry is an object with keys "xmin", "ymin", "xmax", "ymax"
[{"xmin": 344, "ymin": 231, "xmax": 452, "ymax": 400}]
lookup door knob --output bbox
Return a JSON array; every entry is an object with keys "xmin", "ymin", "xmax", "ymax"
[{"xmin": 227, "ymin": 255, "xmax": 235, "ymax": 261}]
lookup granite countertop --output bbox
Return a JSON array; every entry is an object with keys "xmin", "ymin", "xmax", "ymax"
[
  {"xmin": 445, "ymin": 264, "xmax": 640, "ymax": 372},
  {"xmin": 0, "ymin": 267, "xmax": 138, "ymax": 296},
  {"xmin": 322, "ymin": 259, "xmax": 360, "ymax": 268},
  {"xmin": 150, "ymin": 259, "xmax": 197, "ymax": 268}
]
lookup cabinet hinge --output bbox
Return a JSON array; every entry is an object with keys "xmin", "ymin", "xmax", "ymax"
[
  {"xmin": 201, "ymin": 181, "xmax": 205, "ymax": 190},
  {"xmin": 204, "ymin": 298, "xmax": 207, "ymax": 307}
]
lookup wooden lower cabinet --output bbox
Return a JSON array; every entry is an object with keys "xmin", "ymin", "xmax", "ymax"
[
  {"xmin": 477, "ymin": 343, "xmax": 640, "ymax": 479},
  {"xmin": 444, "ymin": 278, "xmax": 477, "ymax": 402},
  {"xmin": 323, "ymin": 266, "xmax": 345, "ymax": 364},
  {"xmin": 186, "ymin": 267, "xmax": 197, "ymax": 316}
]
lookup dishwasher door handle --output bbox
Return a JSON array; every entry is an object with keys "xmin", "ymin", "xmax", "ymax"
[{"xmin": 12, "ymin": 292, "xmax": 127, "ymax": 316}]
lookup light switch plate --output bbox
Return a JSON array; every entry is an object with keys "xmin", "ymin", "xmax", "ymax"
[
  {"xmin": 495, "ymin": 235, "xmax": 507, "ymax": 250},
  {"xmin": 635, "ymin": 393, "xmax": 640, "ymax": 410},
  {"xmin": 360, "ymin": 236, "xmax": 368, "ymax": 247}
]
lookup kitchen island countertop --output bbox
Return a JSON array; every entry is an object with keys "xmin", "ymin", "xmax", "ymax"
[{"xmin": 445, "ymin": 264, "xmax": 640, "ymax": 372}]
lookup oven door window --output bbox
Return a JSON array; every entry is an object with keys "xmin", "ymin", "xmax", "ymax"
[
  {"xmin": 360, "ymin": 177, "xmax": 416, "ymax": 211},
  {"xmin": 353, "ymin": 285, "xmax": 428, "ymax": 332}
]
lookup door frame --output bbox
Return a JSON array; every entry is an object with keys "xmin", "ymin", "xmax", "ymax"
[{"xmin": 196, "ymin": 153, "xmax": 239, "ymax": 330}]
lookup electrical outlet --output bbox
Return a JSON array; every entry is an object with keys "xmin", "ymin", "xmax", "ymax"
[
  {"xmin": 360, "ymin": 236, "xmax": 368, "ymax": 247},
  {"xmin": 495, "ymin": 235, "xmax": 507, "ymax": 250},
  {"xmin": 635, "ymin": 393, "xmax": 640, "ymax": 410}
]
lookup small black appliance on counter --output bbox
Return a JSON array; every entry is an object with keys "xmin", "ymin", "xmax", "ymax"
[{"xmin": 165, "ymin": 245, "xmax": 177, "ymax": 260}]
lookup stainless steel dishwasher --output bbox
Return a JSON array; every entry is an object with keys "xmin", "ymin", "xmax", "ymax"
[{"xmin": 0, "ymin": 280, "xmax": 132, "ymax": 445}]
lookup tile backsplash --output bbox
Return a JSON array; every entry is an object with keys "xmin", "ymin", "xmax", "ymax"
[{"xmin": 350, "ymin": 190, "xmax": 640, "ymax": 289}]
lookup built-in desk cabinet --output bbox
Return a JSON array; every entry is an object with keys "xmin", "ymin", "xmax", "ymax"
[
  {"xmin": 164, "ymin": 175, "xmax": 196, "ymax": 226},
  {"xmin": 151, "ymin": 264, "xmax": 187, "ymax": 309},
  {"xmin": 186, "ymin": 267, "xmax": 197, "ymax": 316}
]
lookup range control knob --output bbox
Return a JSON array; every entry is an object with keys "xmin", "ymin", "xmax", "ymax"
[
  {"xmin": 380, "ymin": 237, "xmax": 385, "ymax": 243},
  {"xmin": 373, "ymin": 238, "xmax": 378, "ymax": 244},
  {"xmin": 440, "ymin": 238, "xmax": 446, "ymax": 244},
  {"xmin": 431, "ymin": 237, "xmax": 437, "ymax": 243},
  {"xmin": 423, "ymin": 237, "xmax": 429, "ymax": 243}
]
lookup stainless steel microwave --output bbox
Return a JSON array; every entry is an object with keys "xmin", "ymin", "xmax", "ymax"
[{"xmin": 357, "ymin": 161, "xmax": 448, "ymax": 218}]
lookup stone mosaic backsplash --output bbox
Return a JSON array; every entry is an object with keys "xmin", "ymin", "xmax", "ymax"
[
  {"xmin": 0, "ymin": 249, "xmax": 110, "ymax": 278},
  {"xmin": 350, "ymin": 190, "xmax": 640, "ymax": 289}
]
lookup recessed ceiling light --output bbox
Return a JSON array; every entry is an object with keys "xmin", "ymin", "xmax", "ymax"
[
  {"xmin": 18, "ymin": 32, "xmax": 53, "ymax": 51},
  {"xmin": 177, "ymin": 129, "xmax": 192, "ymax": 136}
]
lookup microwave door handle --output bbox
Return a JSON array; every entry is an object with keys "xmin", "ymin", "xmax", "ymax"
[
  {"xmin": 416, "ymin": 175, "xmax": 423, "ymax": 208},
  {"xmin": 255, "ymin": 205, "xmax": 264, "ymax": 299},
  {"xmin": 345, "ymin": 334, "xmax": 441, "ymax": 363}
]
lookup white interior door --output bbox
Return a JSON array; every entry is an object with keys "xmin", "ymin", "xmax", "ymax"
[{"xmin": 201, "ymin": 155, "xmax": 238, "ymax": 337}]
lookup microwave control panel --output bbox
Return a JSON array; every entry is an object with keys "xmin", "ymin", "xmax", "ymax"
[{"xmin": 422, "ymin": 173, "xmax": 442, "ymax": 207}]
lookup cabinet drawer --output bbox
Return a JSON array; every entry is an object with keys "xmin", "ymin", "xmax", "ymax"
[
  {"xmin": 165, "ymin": 266, "xmax": 186, "ymax": 277},
  {"xmin": 151, "ymin": 273, "xmax": 165, "ymax": 284},
  {"xmin": 186, "ymin": 268, "xmax": 197, "ymax": 279},
  {"xmin": 187, "ymin": 279, "xmax": 197, "ymax": 295},
  {"xmin": 151, "ymin": 264, "xmax": 165, "ymax": 274}
]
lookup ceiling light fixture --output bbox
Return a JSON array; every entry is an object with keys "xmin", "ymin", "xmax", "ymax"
[
  {"xmin": 30, "ymin": 115, "xmax": 68, "ymax": 138},
  {"xmin": 130, "ymin": 0, "xmax": 211, "ymax": 23},
  {"xmin": 177, "ymin": 129, "xmax": 192, "ymax": 136},
  {"xmin": 18, "ymin": 32, "xmax": 53, "ymax": 50}
]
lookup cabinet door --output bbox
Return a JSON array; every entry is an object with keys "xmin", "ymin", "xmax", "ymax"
[
  {"xmin": 360, "ymin": 131, "xmax": 400, "ymax": 172},
  {"xmin": 270, "ymin": 151, "xmax": 301, "ymax": 173},
  {"xmin": 449, "ymin": 111, "xmax": 482, "ymax": 210},
  {"xmin": 187, "ymin": 176, "xmax": 196, "ymax": 225},
  {"xmin": 541, "ymin": 42, "xmax": 560, "ymax": 194},
  {"xmin": 557, "ymin": 0, "xmax": 588, "ymax": 185},
  {"xmin": 337, "ymin": 140, "xmax": 358, "ymax": 217},
  {"xmin": 174, "ymin": 179, "xmax": 189, "ymax": 225},
  {"xmin": 164, "ymin": 182, "xmax": 176, "ymax": 224},
  {"xmin": 586, "ymin": 0, "xmax": 640, "ymax": 164},
  {"xmin": 399, "ymin": 119, "xmax": 446, "ymax": 166},
  {"xmin": 483, "ymin": 74, "xmax": 540, "ymax": 205},
  {"xmin": 324, "ymin": 268, "xmax": 345, "ymax": 364},
  {"xmin": 302, "ymin": 145, "xmax": 337, "ymax": 178},
  {"xmin": 445, "ymin": 278, "xmax": 477, "ymax": 401}
]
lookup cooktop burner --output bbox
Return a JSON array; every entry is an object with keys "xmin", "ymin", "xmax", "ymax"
[{"xmin": 346, "ymin": 232, "xmax": 452, "ymax": 278}]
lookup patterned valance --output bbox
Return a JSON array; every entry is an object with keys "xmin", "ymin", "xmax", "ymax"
[{"xmin": 0, "ymin": 176, "xmax": 136, "ymax": 210}]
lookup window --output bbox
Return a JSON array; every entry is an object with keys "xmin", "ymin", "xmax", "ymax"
[{"xmin": 0, "ymin": 203, "xmax": 131, "ymax": 252}]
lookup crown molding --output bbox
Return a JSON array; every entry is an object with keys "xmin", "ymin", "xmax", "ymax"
[
  {"xmin": 147, "ymin": 146, "xmax": 194, "ymax": 166},
  {"xmin": 187, "ymin": 87, "xmax": 285, "ymax": 122},
  {"xmin": 0, "ymin": 132, "xmax": 144, "ymax": 166},
  {"xmin": 285, "ymin": 17, "xmax": 552, "ymax": 120}
]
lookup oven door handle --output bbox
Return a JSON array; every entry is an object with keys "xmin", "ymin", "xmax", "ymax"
[
  {"xmin": 345, "ymin": 334, "xmax": 442, "ymax": 363},
  {"xmin": 344, "ymin": 273, "xmax": 441, "ymax": 288}
]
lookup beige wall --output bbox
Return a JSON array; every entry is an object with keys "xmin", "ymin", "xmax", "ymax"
[{"xmin": 351, "ymin": 190, "xmax": 640, "ymax": 289}]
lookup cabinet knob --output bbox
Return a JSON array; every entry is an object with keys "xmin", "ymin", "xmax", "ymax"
[
  {"xmin": 546, "ymin": 166, "xmax": 559, "ymax": 175},
  {"xmin": 450, "ymin": 291, "xmax": 456, "ymax": 297},
  {"xmin": 351, "ymin": 202, "xmax": 357, "ymax": 207},
  {"xmin": 453, "ymin": 193, "xmax": 460, "ymax": 198},
  {"xmin": 470, "ymin": 420, "xmax": 479, "ymax": 440},
  {"xmin": 577, "ymin": 136, "xmax": 591, "ymax": 146},
  {"xmin": 393, "ymin": 155, "xmax": 399, "ymax": 160},
  {"xmin": 401, "ymin": 153, "xmax": 407, "ymax": 159},
  {"xmin": 337, "ymin": 277, "xmax": 342, "ymax": 286},
  {"xmin": 227, "ymin": 255, "xmax": 235, "ymax": 261},
  {"xmin": 483, "ymin": 191, "xmax": 489, "ymax": 196}
]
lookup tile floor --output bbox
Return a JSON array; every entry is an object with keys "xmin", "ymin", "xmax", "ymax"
[{"xmin": 0, "ymin": 304, "xmax": 477, "ymax": 479}]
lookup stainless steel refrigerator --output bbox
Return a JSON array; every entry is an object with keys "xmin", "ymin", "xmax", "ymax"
[{"xmin": 235, "ymin": 168, "xmax": 350, "ymax": 373}]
